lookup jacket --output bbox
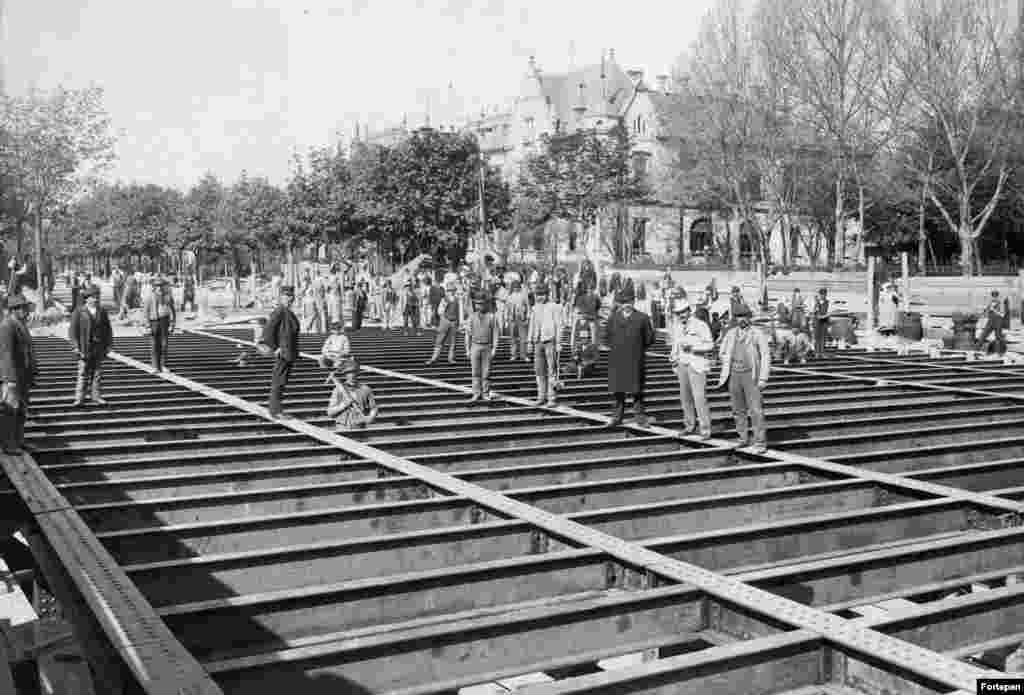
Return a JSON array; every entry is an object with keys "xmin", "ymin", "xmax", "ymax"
[
  {"xmin": 68, "ymin": 306, "xmax": 113, "ymax": 358},
  {"xmin": 605, "ymin": 308, "xmax": 655, "ymax": 394},
  {"xmin": 670, "ymin": 317, "xmax": 714, "ymax": 374},
  {"xmin": 262, "ymin": 305, "xmax": 300, "ymax": 362},
  {"xmin": 143, "ymin": 291, "xmax": 176, "ymax": 324},
  {"xmin": 0, "ymin": 316, "xmax": 37, "ymax": 392},
  {"xmin": 717, "ymin": 325, "xmax": 771, "ymax": 387}
]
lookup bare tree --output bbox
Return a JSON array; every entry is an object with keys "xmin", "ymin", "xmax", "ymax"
[
  {"xmin": 894, "ymin": 0, "xmax": 1020, "ymax": 277},
  {"xmin": 756, "ymin": 0, "xmax": 896, "ymax": 266},
  {"xmin": 663, "ymin": 0, "xmax": 803, "ymax": 306}
]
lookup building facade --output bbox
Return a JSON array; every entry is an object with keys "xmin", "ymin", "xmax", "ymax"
[{"xmin": 361, "ymin": 52, "xmax": 858, "ymax": 268}]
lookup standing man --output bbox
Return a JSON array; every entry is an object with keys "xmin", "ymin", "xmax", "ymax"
[
  {"xmin": 261, "ymin": 286, "xmax": 300, "ymax": 419},
  {"xmin": 528, "ymin": 284, "xmax": 562, "ymax": 407},
  {"xmin": 670, "ymin": 300, "xmax": 714, "ymax": 440},
  {"xmin": 465, "ymin": 290, "xmax": 500, "ymax": 402},
  {"xmin": 978, "ymin": 290, "xmax": 1007, "ymax": 354},
  {"xmin": 68, "ymin": 286, "xmax": 113, "ymax": 407},
  {"xmin": 573, "ymin": 281, "xmax": 601, "ymax": 349},
  {"xmin": 351, "ymin": 281, "xmax": 368, "ymax": 330},
  {"xmin": 426, "ymin": 286, "xmax": 461, "ymax": 365},
  {"xmin": 717, "ymin": 304, "xmax": 771, "ymax": 453},
  {"xmin": 143, "ymin": 277, "xmax": 176, "ymax": 372},
  {"xmin": 605, "ymin": 285, "xmax": 655, "ymax": 427},
  {"xmin": 401, "ymin": 280, "xmax": 421, "ymax": 336},
  {"xmin": 111, "ymin": 266, "xmax": 125, "ymax": 315},
  {"xmin": 506, "ymin": 280, "xmax": 530, "ymax": 362},
  {"xmin": 0, "ymin": 295, "xmax": 37, "ymax": 454},
  {"xmin": 812, "ymin": 288, "xmax": 830, "ymax": 357}
]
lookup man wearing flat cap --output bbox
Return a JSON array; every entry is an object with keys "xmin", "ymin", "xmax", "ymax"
[
  {"xmin": 143, "ymin": 276, "xmax": 176, "ymax": 372},
  {"xmin": 465, "ymin": 289, "xmax": 499, "ymax": 402},
  {"xmin": 717, "ymin": 303, "xmax": 771, "ymax": 453},
  {"xmin": 605, "ymin": 284, "xmax": 655, "ymax": 427},
  {"xmin": 0, "ymin": 294, "xmax": 38, "ymax": 453},
  {"xmin": 68, "ymin": 285, "xmax": 113, "ymax": 407},
  {"xmin": 261, "ymin": 285, "xmax": 300, "ymax": 418},
  {"xmin": 527, "ymin": 283, "xmax": 563, "ymax": 406}
]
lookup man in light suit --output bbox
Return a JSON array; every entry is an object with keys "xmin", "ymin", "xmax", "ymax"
[{"xmin": 717, "ymin": 304, "xmax": 771, "ymax": 453}]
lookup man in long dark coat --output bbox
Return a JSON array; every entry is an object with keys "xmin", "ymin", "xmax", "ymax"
[
  {"xmin": 0, "ymin": 294, "xmax": 37, "ymax": 454},
  {"xmin": 261, "ymin": 285, "xmax": 300, "ymax": 418},
  {"xmin": 68, "ymin": 286, "xmax": 113, "ymax": 406},
  {"xmin": 605, "ymin": 285, "xmax": 655, "ymax": 427}
]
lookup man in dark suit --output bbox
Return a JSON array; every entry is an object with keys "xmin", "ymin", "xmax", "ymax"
[
  {"xmin": 68, "ymin": 285, "xmax": 113, "ymax": 407},
  {"xmin": 0, "ymin": 294, "xmax": 37, "ymax": 454},
  {"xmin": 605, "ymin": 285, "xmax": 655, "ymax": 427},
  {"xmin": 261, "ymin": 285, "xmax": 300, "ymax": 418}
]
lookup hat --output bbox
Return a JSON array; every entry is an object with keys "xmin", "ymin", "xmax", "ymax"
[
  {"xmin": 992, "ymin": 290, "xmax": 1000, "ymax": 297},
  {"xmin": 672, "ymin": 299, "xmax": 692, "ymax": 315},
  {"xmin": 4, "ymin": 294, "xmax": 31, "ymax": 310},
  {"xmin": 470, "ymin": 290, "xmax": 488, "ymax": 305},
  {"xmin": 818, "ymin": 288, "xmax": 828, "ymax": 295},
  {"xmin": 534, "ymin": 284, "xmax": 550, "ymax": 297},
  {"xmin": 280, "ymin": 285, "xmax": 295, "ymax": 297},
  {"xmin": 82, "ymin": 285, "xmax": 100, "ymax": 299},
  {"xmin": 339, "ymin": 359, "xmax": 359, "ymax": 376},
  {"xmin": 732, "ymin": 304, "xmax": 753, "ymax": 318},
  {"xmin": 617, "ymin": 286, "xmax": 635, "ymax": 304},
  {"xmin": 329, "ymin": 320, "xmax": 343, "ymax": 330},
  {"xmin": 730, "ymin": 286, "xmax": 741, "ymax": 294}
]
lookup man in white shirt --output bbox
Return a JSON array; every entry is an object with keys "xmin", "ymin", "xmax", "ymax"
[
  {"xmin": 527, "ymin": 284, "xmax": 562, "ymax": 407},
  {"xmin": 319, "ymin": 321, "xmax": 351, "ymax": 370},
  {"xmin": 669, "ymin": 300, "xmax": 714, "ymax": 439}
]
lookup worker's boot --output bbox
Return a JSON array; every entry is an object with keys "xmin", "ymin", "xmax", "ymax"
[
  {"xmin": 91, "ymin": 370, "xmax": 108, "ymax": 406},
  {"xmin": 533, "ymin": 376, "xmax": 546, "ymax": 406},
  {"xmin": 606, "ymin": 398, "xmax": 625, "ymax": 428},
  {"xmin": 633, "ymin": 398, "xmax": 649, "ymax": 427},
  {"xmin": 72, "ymin": 368, "xmax": 86, "ymax": 406}
]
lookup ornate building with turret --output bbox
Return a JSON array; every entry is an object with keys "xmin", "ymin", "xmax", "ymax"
[{"xmin": 359, "ymin": 51, "xmax": 845, "ymax": 268}]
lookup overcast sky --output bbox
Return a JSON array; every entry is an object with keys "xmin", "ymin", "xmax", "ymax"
[{"xmin": 5, "ymin": 0, "xmax": 712, "ymax": 189}]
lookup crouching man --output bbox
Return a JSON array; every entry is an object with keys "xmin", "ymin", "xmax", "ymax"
[{"xmin": 326, "ymin": 359, "xmax": 378, "ymax": 431}]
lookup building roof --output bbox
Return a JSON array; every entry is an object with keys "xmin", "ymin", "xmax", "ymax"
[{"xmin": 535, "ymin": 57, "xmax": 635, "ymax": 125}]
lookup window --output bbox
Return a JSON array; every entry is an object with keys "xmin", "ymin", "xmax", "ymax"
[
  {"xmin": 632, "ymin": 218, "xmax": 648, "ymax": 256},
  {"xmin": 568, "ymin": 226, "xmax": 577, "ymax": 251},
  {"xmin": 690, "ymin": 219, "xmax": 712, "ymax": 255}
]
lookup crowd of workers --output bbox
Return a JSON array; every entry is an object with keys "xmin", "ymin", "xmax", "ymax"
[{"xmin": 0, "ymin": 256, "xmax": 1016, "ymax": 456}]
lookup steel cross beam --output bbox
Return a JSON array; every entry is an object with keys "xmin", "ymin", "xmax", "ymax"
[
  {"xmin": 830, "ymin": 351, "xmax": 1024, "ymax": 398},
  {"xmin": 0, "ymin": 451, "xmax": 224, "ymax": 695},
  {"xmin": 166, "ymin": 334, "xmax": 998, "ymax": 692}
]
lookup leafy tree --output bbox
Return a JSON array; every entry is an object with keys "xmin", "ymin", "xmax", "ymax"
[
  {"xmin": 514, "ymin": 124, "xmax": 642, "ymax": 263},
  {"xmin": 181, "ymin": 172, "xmax": 229, "ymax": 282},
  {"xmin": 0, "ymin": 85, "xmax": 116, "ymax": 289}
]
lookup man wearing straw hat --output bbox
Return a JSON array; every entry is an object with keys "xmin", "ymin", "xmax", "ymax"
[
  {"xmin": 669, "ymin": 298, "xmax": 713, "ymax": 440},
  {"xmin": 326, "ymin": 358, "xmax": 378, "ymax": 431}
]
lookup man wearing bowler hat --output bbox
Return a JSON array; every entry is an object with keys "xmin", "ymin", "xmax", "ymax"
[
  {"xmin": 68, "ymin": 285, "xmax": 113, "ymax": 407},
  {"xmin": 605, "ymin": 284, "xmax": 655, "ymax": 427},
  {"xmin": 527, "ymin": 283, "xmax": 563, "ymax": 406},
  {"xmin": 261, "ymin": 285, "xmax": 300, "ymax": 418},
  {"xmin": 0, "ymin": 294, "xmax": 38, "ymax": 453},
  {"xmin": 717, "ymin": 302, "xmax": 771, "ymax": 453}
]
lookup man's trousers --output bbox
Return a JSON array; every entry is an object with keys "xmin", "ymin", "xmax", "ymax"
[
  {"xmin": 268, "ymin": 357, "xmax": 294, "ymax": 415},
  {"xmin": 727, "ymin": 369, "xmax": 765, "ymax": 447},
  {"xmin": 509, "ymin": 320, "xmax": 529, "ymax": 360},
  {"xmin": 533, "ymin": 340, "xmax": 558, "ymax": 402},
  {"xmin": 75, "ymin": 355, "xmax": 104, "ymax": 402},
  {"xmin": 431, "ymin": 319, "xmax": 458, "ymax": 361},
  {"xmin": 469, "ymin": 344, "xmax": 493, "ymax": 396},
  {"xmin": 150, "ymin": 316, "xmax": 171, "ymax": 371},
  {"xmin": 676, "ymin": 363, "xmax": 710, "ymax": 436}
]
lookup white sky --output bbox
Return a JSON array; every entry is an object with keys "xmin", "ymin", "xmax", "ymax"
[{"xmin": 4, "ymin": 0, "xmax": 713, "ymax": 189}]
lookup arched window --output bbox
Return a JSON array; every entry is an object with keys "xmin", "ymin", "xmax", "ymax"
[
  {"xmin": 740, "ymin": 221, "xmax": 756, "ymax": 257},
  {"xmin": 690, "ymin": 219, "xmax": 713, "ymax": 255}
]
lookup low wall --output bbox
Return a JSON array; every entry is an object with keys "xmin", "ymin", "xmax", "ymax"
[{"xmin": 617, "ymin": 268, "xmax": 1024, "ymax": 318}]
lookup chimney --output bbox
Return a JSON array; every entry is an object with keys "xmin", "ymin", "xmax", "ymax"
[
  {"xmin": 573, "ymin": 82, "xmax": 588, "ymax": 129},
  {"xmin": 608, "ymin": 48, "xmax": 616, "ymax": 63},
  {"xmin": 656, "ymin": 74, "xmax": 669, "ymax": 94},
  {"xmin": 627, "ymin": 68, "xmax": 644, "ymax": 85}
]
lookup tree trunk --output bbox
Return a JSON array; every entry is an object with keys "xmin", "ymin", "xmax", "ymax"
[
  {"xmin": 918, "ymin": 185, "xmax": 927, "ymax": 275},
  {"xmin": 286, "ymin": 244, "xmax": 296, "ymax": 287},
  {"xmin": 857, "ymin": 185, "xmax": 866, "ymax": 265},
  {"xmin": 34, "ymin": 209, "xmax": 45, "ymax": 297},
  {"xmin": 959, "ymin": 229, "xmax": 973, "ymax": 278},
  {"xmin": 834, "ymin": 173, "xmax": 844, "ymax": 267},
  {"xmin": 866, "ymin": 255, "xmax": 876, "ymax": 330},
  {"xmin": 900, "ymin": 251, "xmax": 910, "ymax": 312},
  {"xmin": 729, "ymin": 219, "xmax": 740, "ymax": 271}
]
